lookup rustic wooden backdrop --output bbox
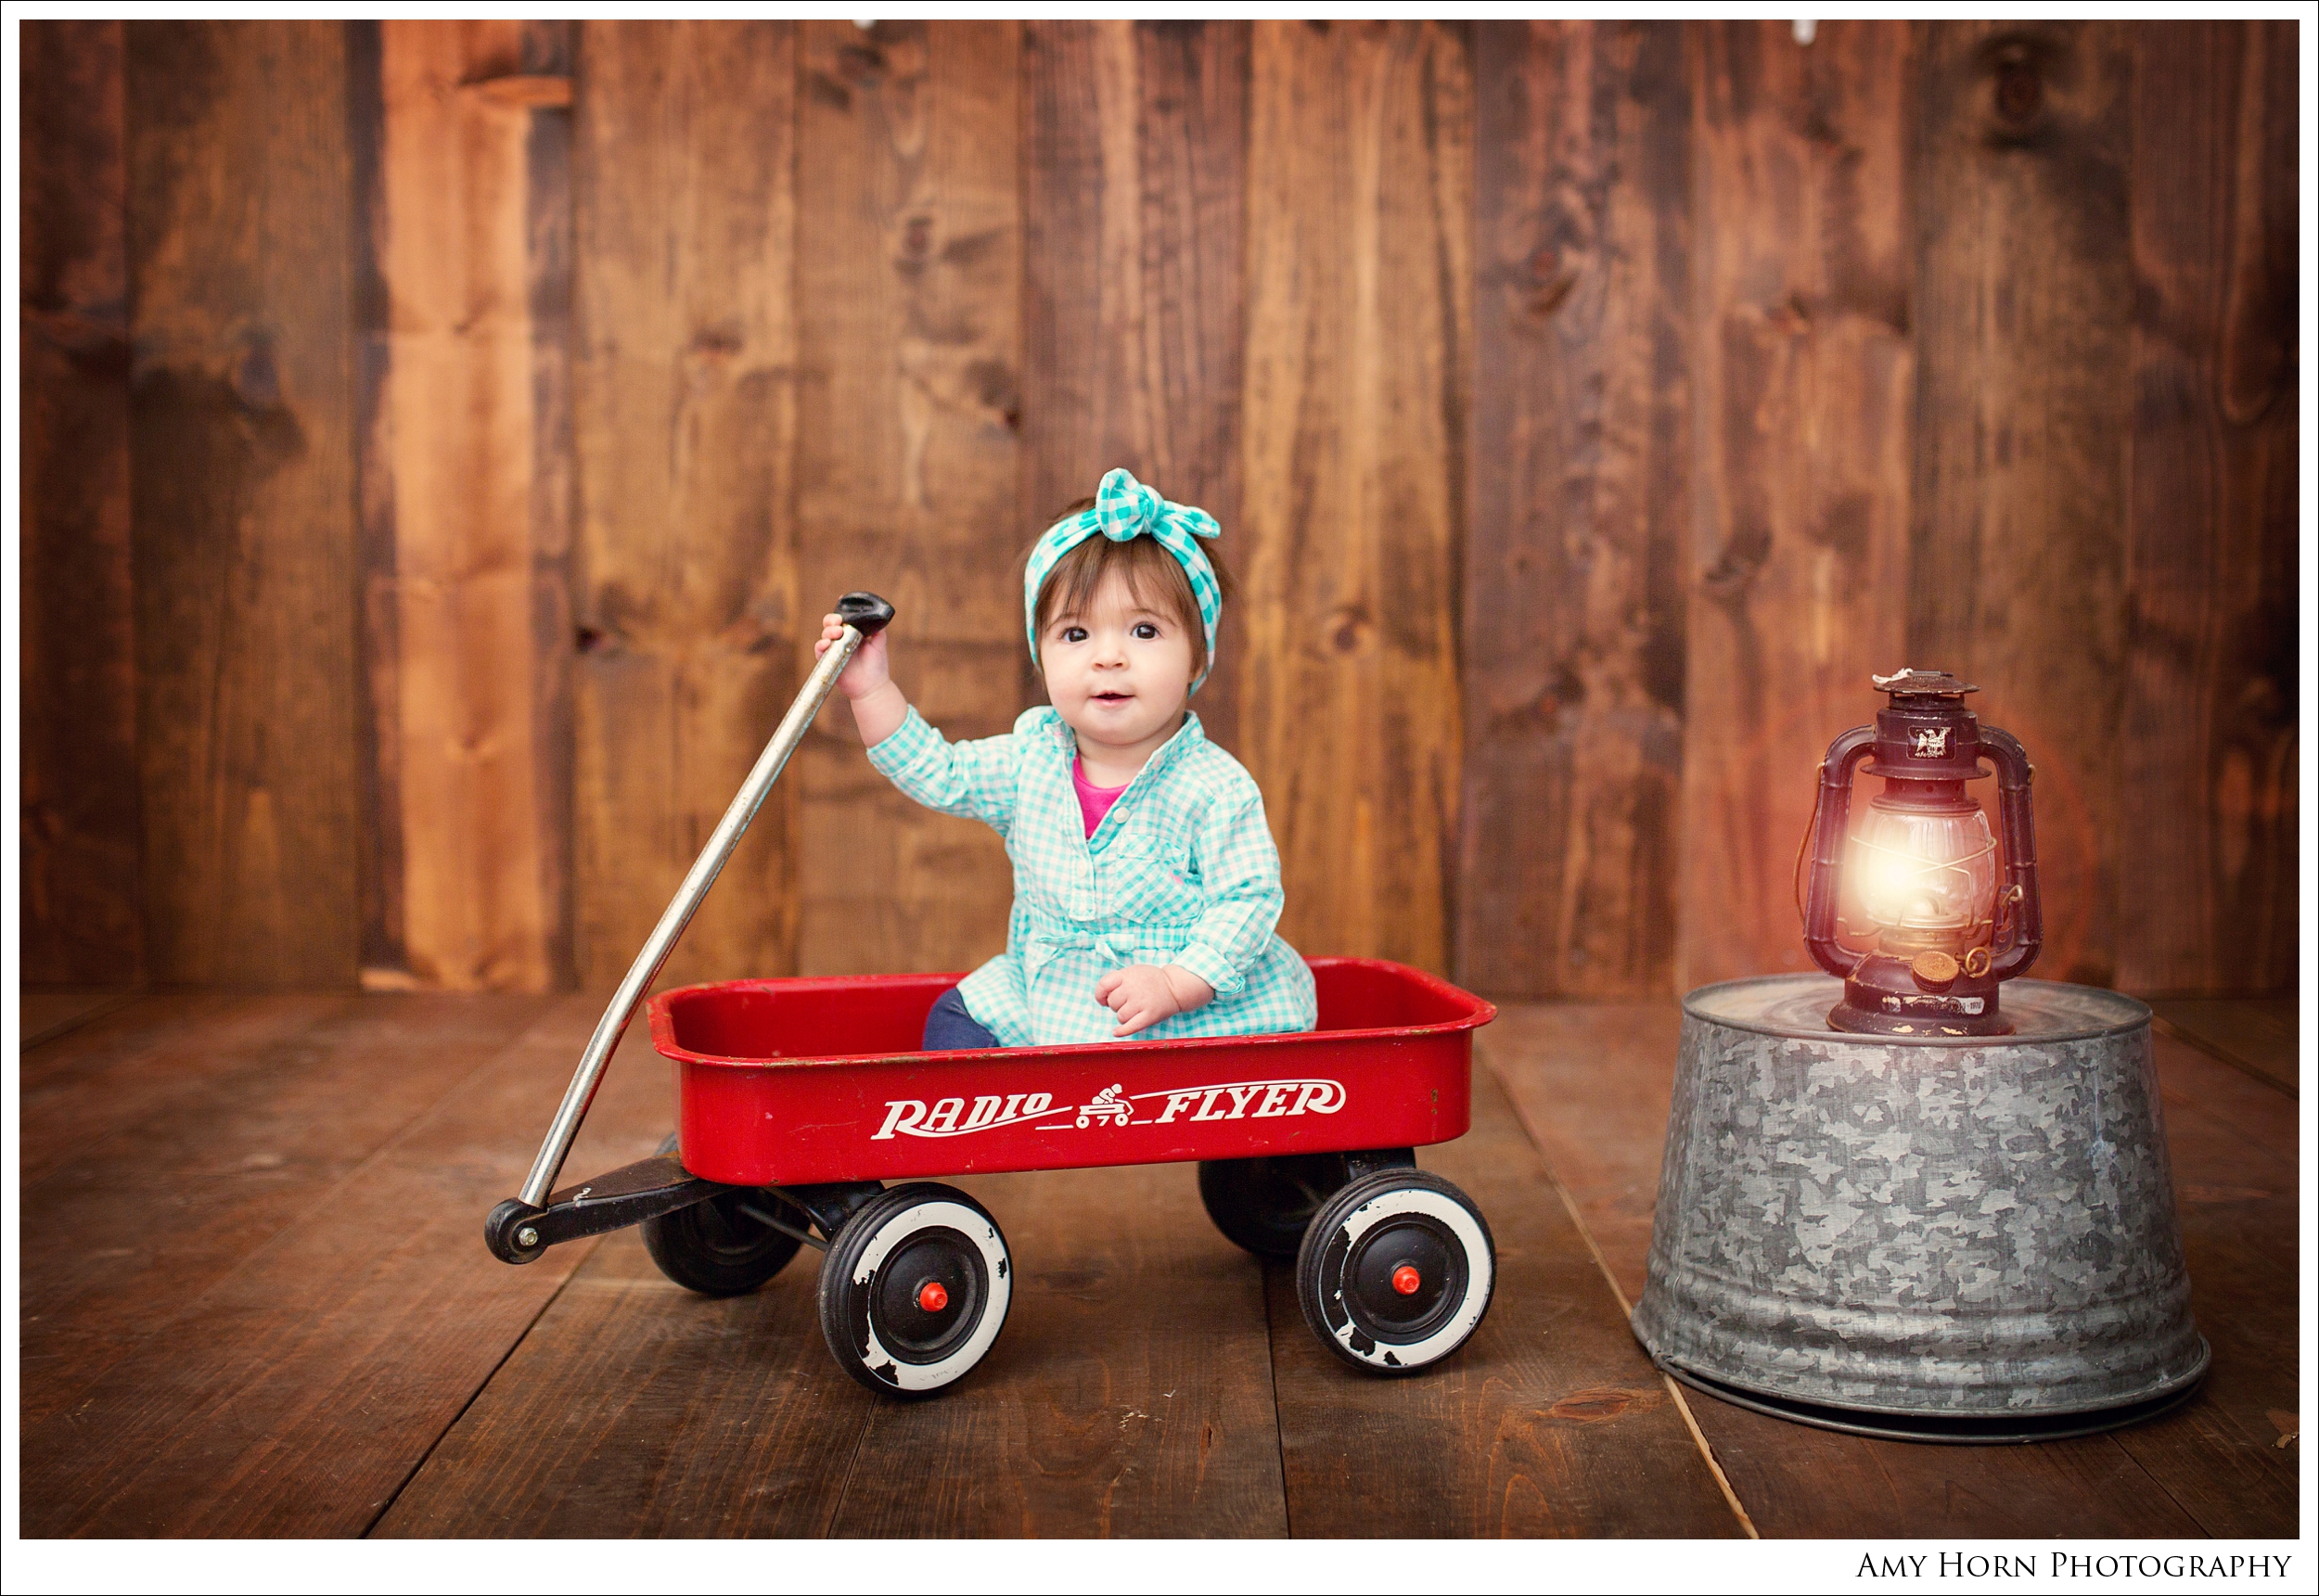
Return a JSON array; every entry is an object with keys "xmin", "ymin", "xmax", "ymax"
[{"xmin": 20, "ymin": 19, "xmax": 2300, "ymax": 1001}]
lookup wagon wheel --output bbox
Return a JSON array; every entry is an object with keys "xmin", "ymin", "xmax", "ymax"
[
  {"xmin": 1197, "ymin": 1154, "xmax": 1351, "ymax": 1258},
  {"xmin": 638, "ymin": 1133, "xmax": 802, "ymax": 1297},
  {"xmin": 1295, "ymin": 1168, "xmax": 1494, "ymax": 1374},
  {"xmin": 817, "ymin": 1183, "xmax": 1013, "ymax": 1397}
]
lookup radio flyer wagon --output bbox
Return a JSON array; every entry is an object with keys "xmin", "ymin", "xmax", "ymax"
[{"xmin": 486, "ymin": 595, "xmax": 1501, "ymax": 1396}]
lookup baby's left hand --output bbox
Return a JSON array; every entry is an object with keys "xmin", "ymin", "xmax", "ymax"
[{"xmin": 1095, "ymin": 964, "xmax": 1215, "ymax": 1038}]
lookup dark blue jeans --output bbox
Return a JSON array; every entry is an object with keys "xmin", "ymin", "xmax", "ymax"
[{"xmin": 922, "ymin": 985, "xmax": 1000, "ymax": 1051}]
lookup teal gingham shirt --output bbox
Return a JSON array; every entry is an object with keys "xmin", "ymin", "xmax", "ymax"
[{"xmin": 866, "ymin": 705, "xmax": 1318, "ymax": 1048}]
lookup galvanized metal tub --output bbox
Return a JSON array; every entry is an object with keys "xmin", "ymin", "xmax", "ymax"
[{"xmin": 1632, "ymin": 975, "xmax": 2208, "ymax": 1442}]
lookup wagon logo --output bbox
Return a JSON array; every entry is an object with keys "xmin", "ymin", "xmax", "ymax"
[
  {"xmin": 873, "ymin": 1077, "xmax": 1346, "ymax": 1140},
  {"xmin": 1075, "ymin": 1084, "xmax": 1134, "ymax": 1129}
]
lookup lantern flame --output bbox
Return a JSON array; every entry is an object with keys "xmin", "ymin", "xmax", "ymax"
[{"xmin": 1847, "ymin": 804, "xmax": 2001, "ymax": 951}]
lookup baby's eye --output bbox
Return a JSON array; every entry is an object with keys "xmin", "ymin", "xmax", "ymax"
[
  {"xmin": 1061, "ymin": 625, "xmax": 1088, "ymax": 644},
  {"xmin": 1132, "ymin": 622, "xmax": 1159, "ymax": 640}
]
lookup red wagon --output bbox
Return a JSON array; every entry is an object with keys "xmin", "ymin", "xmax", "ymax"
[{"xmin": 485, "ymin": 596, "xmax": 1501, "ymax": 1394}]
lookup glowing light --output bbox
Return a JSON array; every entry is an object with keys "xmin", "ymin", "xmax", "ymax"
[{"xmin": 1849, "ymin": 804, "xmax": 2000, "ymax": 942}]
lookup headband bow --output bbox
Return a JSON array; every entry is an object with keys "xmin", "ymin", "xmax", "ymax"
[{"xmin": 1024, "ymin": 467, "xmax": 1224, "ymax": 693}]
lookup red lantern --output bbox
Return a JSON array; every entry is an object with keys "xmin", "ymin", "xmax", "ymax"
[{"xmin": 1798, "ymin": 669, "xmax": 2043, "ymax": 1035}]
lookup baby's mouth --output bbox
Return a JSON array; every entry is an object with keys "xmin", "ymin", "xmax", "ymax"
[{"xmin": 1093, "ymin": 690, "xmax": 1134, "ymax": 703}]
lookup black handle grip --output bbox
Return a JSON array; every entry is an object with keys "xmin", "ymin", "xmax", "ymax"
[{"xmin": 837, "ymin": 592, "xmax": 895, "ymax": 638}]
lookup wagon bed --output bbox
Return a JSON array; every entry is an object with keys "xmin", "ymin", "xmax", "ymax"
[{"xmin": 656, "ymin": 957, "xmax": 1493, "ymax": 1186}]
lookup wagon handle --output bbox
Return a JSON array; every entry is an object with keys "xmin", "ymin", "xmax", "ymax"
[{"xmin": 512, "ymin": 592, "xmax": 895, "ymax": 1209}]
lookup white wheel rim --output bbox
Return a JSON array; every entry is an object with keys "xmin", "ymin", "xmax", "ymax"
[
  {"xmin": 1325, "ymin": 1187, "xmax": 1492, "ymax": 1369},
  {"xmin": 851, "ymin": 1197, "xmax": 1012, "ymax": 1392}
]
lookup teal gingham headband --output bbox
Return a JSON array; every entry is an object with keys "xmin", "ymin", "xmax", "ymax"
[{"xmin": 1024, "ymin": 467, "xmax": 1224, "ymax": 694}]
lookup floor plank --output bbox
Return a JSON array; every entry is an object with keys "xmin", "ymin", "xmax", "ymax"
[
  {"xmin": 20, "ymin": 992, "xmax": 552, "ymax": 1429},
  {"xmin": 1267, "ymin": 1064, "xmax": 1743, "ymax": 1538},
  {"xmin": 18, "ymin": 991, "xmax": 2294, "ymax": 1539},
  {"xmin": 374, "ymin": 1228, "xmax": 877, "ymax": 1537},
  {"xmin": 829, "ymin": 1162, "xmax": 1288, "ymax": 1538},
  {"xmin": 2149, "ymin": 996, "xmax": 2300, "ymax": 1099},
  {"xmin": 1486, "ymin": 997, "xmax": 2284, "ymax": 1539},
  {"xmin": 20, "ymin": 993, "xmax": 352, "ymax": 1186},
  {"xmin": 391, "ymin": 1157, "xmax": 1288, "ymax": 1536},
  {"xmin": 18, "ymin": 988, "xmax": 141, "ymax": 1048},
  {"xmin": 2108, "ymin": 1032, "xmax": 2300, "ymax": 1536},
  {"xmin": 1478, "ymin": 1003, "xmax": 1677, "ymax": 1309},
  {"xmin": 19, "ymin": 995, "xmax": 665, "ymax": 1537}
]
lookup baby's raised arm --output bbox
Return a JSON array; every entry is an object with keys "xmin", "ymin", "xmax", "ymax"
[
  {"xmin": 816, "ymin": 612, "xmax": 907, "ymax": 747},
  {"xmin": 821, "ymin": 615, "xmax": 1022, "ymax": 834}
]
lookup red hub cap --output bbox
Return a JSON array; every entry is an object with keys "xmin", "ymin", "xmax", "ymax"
[
  {"xmin": 1391, "ymin": 1263, "xmax": 1422, "ymax": 1296},
  {"xmin": 916, "ymin": 1279, "xmax": 950, "ymax": 1313}
]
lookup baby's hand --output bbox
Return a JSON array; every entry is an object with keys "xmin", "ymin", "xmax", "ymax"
[
  {"xmin": 814, "ymin": 612, "xmax": 891, "ymax": 701},
  {"xmin": 1095, "ymin": 964, "xmax": 1216, "ymax": 1038}
]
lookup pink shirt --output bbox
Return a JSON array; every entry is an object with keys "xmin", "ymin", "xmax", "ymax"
[{"xmin": 1071, "ymin": 758, "xmax": 1129, "ymax": 836}]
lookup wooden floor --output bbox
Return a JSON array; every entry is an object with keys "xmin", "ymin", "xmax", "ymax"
[{"xmin": 16, "ymin": 989, "xmax": 2300, "ymax": 1538}]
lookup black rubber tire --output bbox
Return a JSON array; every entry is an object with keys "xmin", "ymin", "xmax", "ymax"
[
  {"xmin": 1294, "ymin": 1168, "xmax": 1494, "ymax": 1374},
  {"xmin": 817, "ymin": 1183, "xmax": 1012, "ymax": 1398},
  {"xmin": 637, "ymin": 1133, "xmax": 802, "ymax": 1297},
  {"xmin": 1197, "ymin": 1154, "xmax": 1352, "ymax": 1258}
]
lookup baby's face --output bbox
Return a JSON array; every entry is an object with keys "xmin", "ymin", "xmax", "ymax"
[{"xmin": 1040, "ymin": 569, "xmax": 1197, "ymax": 754}]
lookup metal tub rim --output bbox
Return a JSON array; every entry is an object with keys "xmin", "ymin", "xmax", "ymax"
[
  {"xmin": 1637, "ymin": 1328, "xmax": 2211, "ymax": 1422},
  {"xmin": 1646, "ymin": 1349, "xmax": 2210, "ymax": 1445},
  {"xmin": 1681, "ymin": 973, "xmax": 2151, "ymax": 1047}
]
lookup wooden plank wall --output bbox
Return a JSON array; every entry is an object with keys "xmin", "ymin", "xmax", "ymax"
[
  {"xmin": 20, "ymin": 21, "xmax": 141, "ymax": 985},
  {"xmin": 791, "ymin": 19, "xmax": 1026, "ymax": 978},
  {"xmin": 352, "ymin": 19, "xmax": 576, "ymax": 992},
  {"xmin": 123, "ymin": 21, "xmax": 363, "ymax": 988},
  {"xmin": 20, "ymin": 19, "xmax": 2301, "ymax": 1000},
  {"xmin": 1678, "ymin": 21, "xmax": 1916, "ymax": 992},
  {"xmin": 570, "ymin": 20, "xmax": 800, "ymax": 992},
  {"xmin": 1239, "ymin": 20, "xmax": 1472, "ymax": 974},
  {"xmin": 1461, "ymin": 21, "xmax": 1690, "ymax": 1000}
]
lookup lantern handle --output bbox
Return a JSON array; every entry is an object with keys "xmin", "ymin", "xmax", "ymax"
[
  {"xmin": 1800, "ymin": 725, "xmax": 1878, "ymax": 978},
  {"xmin": 1979, "ymin": 726, "xmax": 2042, "ymax": 980}
]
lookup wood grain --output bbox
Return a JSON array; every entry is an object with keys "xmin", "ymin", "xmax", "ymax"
[
  {"xmin": 15, "ymin": 992, "xmax": 2298, "ymax": 1536},
  {"xmin": 1676, "ymin": 20, "xmax": 1915, "ymax": 991},
  {"xmin": 19, "ymin": 994, "xmax": 349, "ymax": 1188},
  {"xmin": 1479, "ymin": 1002, "xmax": 1681, "ymax": 1305},
  {"xmin": 18, "ymin": 997, "xmax": 667, "ymax": 1537},
  {"xmin": 571, "ymin": 21, "xmax": 802, "ymax": 992},
  {"xmin": 20, "ymin": 19, "xmax": 141, "ymax": 988},
  {"xmin": 1461, "ymin": 21, "xmax": 1688, "ymax": 999},
  {"xmin": 1238, "ymin": 19, "xmax": 1472, "ymax": 976},
  {"xmin": 374, "ymin": 1230, "xmax": 876, "ymax": 1536},
  {"xmin": 124, "ymin": 20, "xmax": 361, "ymax": 987},
  {"xmin": 2107, "ymin": 1031, "xmax": 2300, "ymax": 1536},
  {"xmin": 829, "ymin": 1162, "xmax": 1288, "ymax": 1536},
  {"xmin": 793, "ymin": 20, "xmax": 1024, "ymax": 977},
  {"xmin": 19, "ymin": 993, "xmax": 550, "ymax": 1428},
  {"xmin": 1909, "ymin": 20, "xmax": 2136, "ymax": 989},
  {"xmin": 1021, "ymin": 19, "xmax": 1249, "ymax": 750},
  {"xmin": 352, "ymin": 20, "xmax": 573, "ymax": 992},
  {"xmin": 18, "ymin": 989, "xmax": 140, "ymax": 1050},
  {"xmin": 2150, "ymin": 995, "xmax": 2300, "ymax": 1098},
  {"xmin": 2118, "ymin": 20, "xmax": 2301, "ymax": 995},
  {"xmin": 1269, "ymin": 1064, "xmax": 1741, "ymax": 1537}
]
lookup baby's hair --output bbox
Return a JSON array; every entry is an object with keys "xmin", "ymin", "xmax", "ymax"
[{"xmin": 1027, "ymin": 495, "xmax": 1235, "ymax": 683}]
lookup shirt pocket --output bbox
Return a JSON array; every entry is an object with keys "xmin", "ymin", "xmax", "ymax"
[{"xmin": 1099, "ymin": 818, "xmax": 1204, "ymax": 924}]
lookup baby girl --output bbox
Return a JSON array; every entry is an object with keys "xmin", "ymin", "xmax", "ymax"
[{"xmin": 814, "ymin": 468, "xmax": 1316, "ymax": 1050}]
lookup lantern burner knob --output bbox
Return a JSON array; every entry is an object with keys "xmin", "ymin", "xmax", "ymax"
[
  {"xmin": 1869, "ymin": 666, "xmax": 1977, "ymax": 699},
  {"xmin": 1909, "ymin": 950, "xmax": 1960, "ymax": 986}
]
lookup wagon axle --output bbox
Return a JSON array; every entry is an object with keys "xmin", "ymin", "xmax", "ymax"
[{"xmin": 484, "ymin": 1154, "xmax": 879, "ymax": 1268}]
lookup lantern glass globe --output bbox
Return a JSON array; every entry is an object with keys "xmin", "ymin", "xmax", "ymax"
[{"xmin": 1849, "ymin": 802, "xmax": 2000, "ymax": 950}]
